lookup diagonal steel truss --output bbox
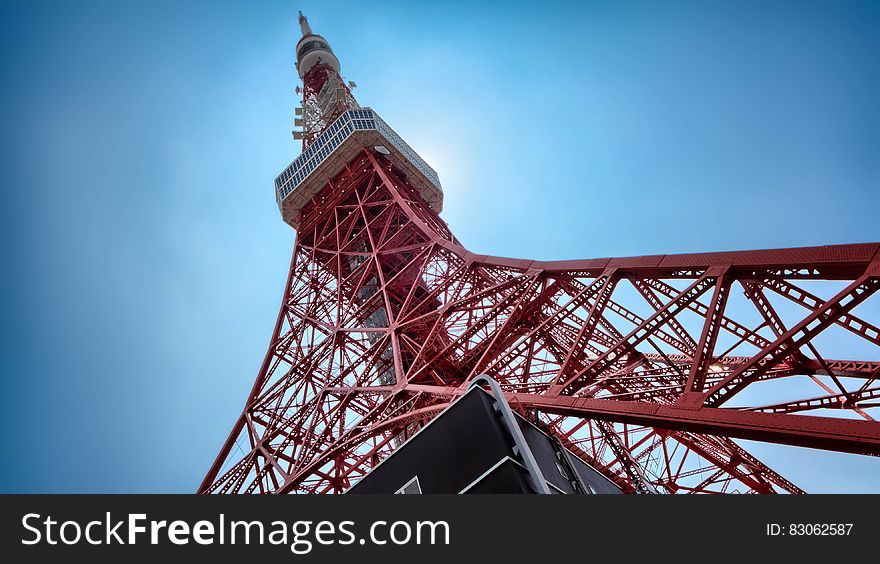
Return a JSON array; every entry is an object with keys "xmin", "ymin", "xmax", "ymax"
[{"xmin": 200, "ymin": 146, "xmax": 880, "ymax": 494}]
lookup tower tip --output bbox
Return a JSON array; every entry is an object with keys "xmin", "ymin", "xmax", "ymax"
[{"xmin": 298, "ymin": 11, "xmax": 313, "ymax": 37}]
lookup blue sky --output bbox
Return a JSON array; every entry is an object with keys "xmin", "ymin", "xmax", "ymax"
[{"xmin": 1, "ymin": 0, "xmax": 878, "ymax": 492}]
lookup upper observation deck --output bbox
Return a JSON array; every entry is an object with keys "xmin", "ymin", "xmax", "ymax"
[{"xmin": 275, "ymin": 108, "xmax": 443, "ymax": 229}]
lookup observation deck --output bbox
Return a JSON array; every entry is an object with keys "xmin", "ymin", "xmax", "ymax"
[{"xmin": 275, "ymin": 108, "xmax": 443, "ymax": 229}]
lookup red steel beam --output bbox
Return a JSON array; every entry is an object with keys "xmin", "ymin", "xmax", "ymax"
[
  {"xmin": 706, "ymin": 274, "xmax": 880, "ymax": 406},
  {"xmin": 441, "ymin": 241, "xmax": 880, "ymax": 280},
  {"xmin": 684, "ymin": 270, "xmax": 732, "ymax": 394},
  {"xmin": 513, "ymin": 393, "xmax": 880, "ymax": 456}
]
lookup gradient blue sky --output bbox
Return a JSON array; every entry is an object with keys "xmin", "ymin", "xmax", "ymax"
[{"xmin": 1, "ymin": 0, "xmax": 878, "ymax": 492}]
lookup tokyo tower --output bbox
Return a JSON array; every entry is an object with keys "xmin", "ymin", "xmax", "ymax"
[{"xmin": 200, "ymin": 12, "xmax": 880, "ymax": 494}]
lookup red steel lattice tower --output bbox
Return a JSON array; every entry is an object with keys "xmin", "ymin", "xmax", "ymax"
[{"xmin": 200, "ymin": 13, "xmax": 880, "ymax": 494}]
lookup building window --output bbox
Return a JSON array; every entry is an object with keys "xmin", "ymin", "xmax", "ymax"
[{"xmin": 395, "ymin": 476, "xmax": 422, "ymax": 494}]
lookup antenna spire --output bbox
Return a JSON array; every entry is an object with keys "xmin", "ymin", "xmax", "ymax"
[{"xmin": 298, "ymin": 11, "xmax": 313, "ymax": 37}]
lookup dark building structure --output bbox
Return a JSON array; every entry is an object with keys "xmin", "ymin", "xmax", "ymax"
[{"xmin": 348, "ymin": 379, "xmax": 622, "ymax": 494}]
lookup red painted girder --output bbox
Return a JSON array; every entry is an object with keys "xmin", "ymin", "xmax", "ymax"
[
  {"xmin": 643, "ymin": 354, "xmax": 880, "ymax": 379},
  {"xmin": 760, "ymin": 278, "xmax": 880, "ymax": 347},
  {"xmin": 640, "ymin": 278, "xmax": 772, "ymax": 350},
  {"xmin": 437, "ymin": 240, "xmax": 880, "ymax": 280},
  {"xmin": 513, "ymin": 393, "xmax": 880, "ymax": 456},
  {"xmin": 747, "ymin": 386, "xmax": 880, "ymax": 414},
  {"xmin": 631, "ymin": 280, "xmax": 698, "ymax": 351},
  {"xmin": 705, "ymin": 275, "xmax": 880, "ymax": 406},
  {"xmin": 684, "ymin": 271, "xmax": 732, "ymax": 394},
  {"xmin": 549, "ymin": 275, "xmax": 718, "ymax": 396}
]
